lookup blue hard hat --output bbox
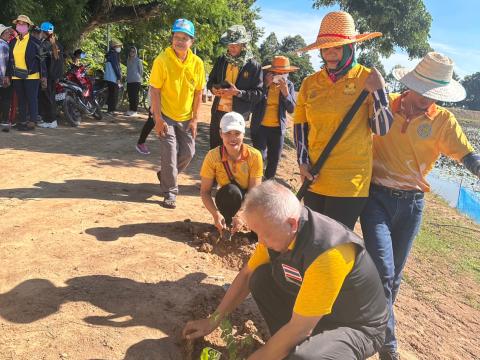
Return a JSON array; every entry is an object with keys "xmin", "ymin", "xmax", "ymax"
[
  {"xmin": 40, "ymin": 21, "xmax": 54, "ymax": 33},
  {"xmin": 172, "ymin": 19, "xmax": 195, "ymax": 38}
]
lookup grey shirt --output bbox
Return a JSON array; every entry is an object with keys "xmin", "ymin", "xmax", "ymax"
[{"xmin": 126, "ymin": 57, "xmax": 143, "ymax": 83}]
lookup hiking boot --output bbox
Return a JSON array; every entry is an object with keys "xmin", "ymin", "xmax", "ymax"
[
  {"xmin": 379, "ymin": 351, "xmax": 400, "ymax": 360},
  {"xmin": 135, "ymin": 143, "xmax": 150, "ymax": 155}
]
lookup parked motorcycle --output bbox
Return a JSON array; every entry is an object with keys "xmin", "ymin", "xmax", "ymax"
[{"xmin": 56, "ymin": 65, "xmax": 106, "ymax": 126}]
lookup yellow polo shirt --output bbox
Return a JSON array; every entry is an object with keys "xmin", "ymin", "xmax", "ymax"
[
  {"xmin": 294, "ymin": 64, "xmax": 374, "ymax": 197},
  {"xmin": 371, "ymin": 92, "xmax": 475, "ymax": 192},
  {"xmin": 200, "ymin": 144, "xmax": 263, "ymax": 190},
  {"xmin": 149, "ymin": 47, "xmax": 206, "ymax": 121},
  {"xmin": 12, "ymin": 34, "xmax": 40, "ymax": 80},
  {"xmin": 247, "ymin": 242, "xmax": 355, "ymax": 316},
  {"xmin": 262, "ymin": 84, "xmax": 280, "ymax": 127},
  {"xmin": 217, "ymin": 64, "xmax": 239, "ymax": 112}
]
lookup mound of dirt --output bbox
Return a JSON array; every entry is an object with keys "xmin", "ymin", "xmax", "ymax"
[{"xmin": 183, "ymin": 219, "xmax": 257, "ymax": 271}]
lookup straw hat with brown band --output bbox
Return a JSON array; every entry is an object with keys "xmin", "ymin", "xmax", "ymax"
[
  {"xmin": 262, "ymin": 56, "xmax": 299, "ymax": 73},
  {"xmin": 12, "ymin": 15, "xmax": 34, "ymax": 26},
  {"xmin": 298, "ymin": 11, "xmax": 382, "ymax": 52},
  {"xmin": 393, "ymin": 52, "xmax": 466, "ymax": 103}
]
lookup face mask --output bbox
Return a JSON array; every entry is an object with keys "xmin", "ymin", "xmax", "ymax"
[
  {"xmin": 115, "ymin": 47, "xmax": 121, "ymax": 53},
  {"xmin": 16, "ymin": 24, "xmax": 29, "ymax": 35}
]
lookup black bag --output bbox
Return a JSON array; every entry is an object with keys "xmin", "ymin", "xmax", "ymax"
[{"xmin": 13, "ymin": 67, "xmax": 29, "ymax": 79}]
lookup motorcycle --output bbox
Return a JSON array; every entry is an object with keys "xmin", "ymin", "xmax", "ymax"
[{"xmin": 56, "ymin": 64, "xmax": 106, "ymax": 126}]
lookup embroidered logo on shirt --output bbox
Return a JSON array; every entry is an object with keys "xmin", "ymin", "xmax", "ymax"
[
  {"xmin": 308, "ymin": 90, "xmax": 318, "ymax": 99},
  {"xmin": 282, "ymin": 264, "xmax": 303, "ymax": 286},
  {"xmin": 343, "ymin": 82, "xmax": 356, "ymax": 95},
  {"xmin": 243, "ymin": 71, "xmax": 249, "ymax": 78},
  {"xmin": 417, "ymin": 123, "xmax": 432, "ymax": 139}
]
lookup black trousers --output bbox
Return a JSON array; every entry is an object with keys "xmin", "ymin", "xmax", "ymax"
[
  {"xmin": 0, "ymin": 86, "xmax": 12, "ymax": 123},
  {"xmin": 13, "ymin": 79, "xmax": 40, "ymax": 124},
  {"xmin": 39, "ymin": 78, "xmax": 57, "ymax": 122},
  {"xmin": 249, "ymin": 264, "xmax": 385, "ymax": 359},
  {"xmin": 138, "ymin": 113, "xmax": 154, "ymax": 144},
  {"xmin": 303, "ymin": 192, "xmax": 368, "ymax": 230},
  {"xmin": 251, "ymin": 126, "xmax": 284, "ymax": 179},
  {"xmin": 214, "ymin": 183, "xmax": 245, "ymax": 226},
  {"xmin": 107, "ymin": 81, "xmax": 119, "ymax": 112},
  {"xmin": 209, "ymin": 110, "xmax": 227, "ymax": 150},
  {"xmin": 127, "ymin": 82, "xmax": 140, "ymax": 111}
]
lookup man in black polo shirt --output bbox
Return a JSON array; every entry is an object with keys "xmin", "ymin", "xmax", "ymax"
[{"xmin": 183, "ymin": 181, "xmax": 388, "ymax": 359}]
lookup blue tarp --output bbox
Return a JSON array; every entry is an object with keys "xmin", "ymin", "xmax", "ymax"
[{"xmin": 457, "ymin": 187, "xmax": 480, "ymax": 224}]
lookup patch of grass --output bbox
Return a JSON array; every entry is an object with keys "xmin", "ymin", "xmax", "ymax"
[{"xmin": 413, "ymin": 193, "xmax": 480, "ymax": 283}]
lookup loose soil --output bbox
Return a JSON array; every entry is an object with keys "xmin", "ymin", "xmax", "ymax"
[{"xmin": 0, "ymin": 103, "xmax": 479, "ymax": 359}]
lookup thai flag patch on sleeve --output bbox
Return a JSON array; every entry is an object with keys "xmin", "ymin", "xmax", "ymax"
[{"xmin": 282, "ymin": 264, "xmax": 303, "ymax": 286}]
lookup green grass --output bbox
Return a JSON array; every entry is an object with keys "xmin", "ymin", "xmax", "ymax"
[{"xmin": 413, "ymin": 194, "xmax": 480, "ymax": 283}]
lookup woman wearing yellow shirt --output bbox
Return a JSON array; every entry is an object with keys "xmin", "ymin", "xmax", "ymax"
[
  {"xmin": 7, "ymin": 15, "xmax": 46, "ymax": 131},
  {"xmin": 294, "ymin": 11, "xmax": 393, "ymax": 229},
  {"xmin": 251, "ymin": 56, "xmax": 297, "ymax": 179},
  {"xmin": 200, "ymin": 112, "xmax": 263, "ymax": 236}
]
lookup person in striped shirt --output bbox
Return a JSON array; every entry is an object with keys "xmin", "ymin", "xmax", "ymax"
[{"xmin": 293, "ymin": 11, "xmax": 393, "ymax": 229}]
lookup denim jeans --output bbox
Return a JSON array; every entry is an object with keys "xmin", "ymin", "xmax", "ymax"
[{"xmin": 360, "ymin": 185, "xmax": 425, "ymax": 353}]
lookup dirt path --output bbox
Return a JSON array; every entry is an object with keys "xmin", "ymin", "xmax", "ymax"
[{"xmin": 1, "ymin": 104, "xmax": 479, "ymax": 359}]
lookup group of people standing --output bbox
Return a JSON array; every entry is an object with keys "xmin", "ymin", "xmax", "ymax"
[
  {"xmin": 0, "ymin": 15, "xmax": 64, "ymax": 130},
  {"xmin": 0, "ymin": 14, "xmax": 145, "ymax": 131},
  {"xmin": 145, "ymin": 12, "xmax": 479, "ymax": 360}
]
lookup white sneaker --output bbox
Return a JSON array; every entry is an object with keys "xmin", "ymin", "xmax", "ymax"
[
  {"xmin": 38, "ymin": 120, "xmax": 58, "ymax": 128},
  {"xmin": 125, "ymin": 111, "xmax": 133, "ymax": 116}
]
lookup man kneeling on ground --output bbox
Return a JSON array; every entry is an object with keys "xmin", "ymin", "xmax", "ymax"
[
  {"xmin": 199, "ymin": 111, "xmax": 263, "ymax": 238},
  {"xmin": 183, "ymin": 181, "xmax": 388, "ymax": 359}
]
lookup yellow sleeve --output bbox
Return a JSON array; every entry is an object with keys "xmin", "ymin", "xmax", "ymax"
[
  {"xmin": 149, "ymin": 55, "xmax": 165, "ymax": 89},
  {"xmin": 293, "ymin": 80, "xmax": 308, "ymax": 124},
  {"xmin": 200, "ymin": 150, "xmax": 216, "ymax": 180},
  {"xmin": 250, "ymin": 149, "xmax": 264, "ymax": 179},
  {"xmin": 293, "ymin": 243, "xmax": 356, "ymax": 317},
  {"xmin": 247, "ymin": 243, "xmax": 270, "ymax": 271},
  {"xmin": 438, "ymin": 112, "xmax": 475, "ymax": 161},
  {"xmin": 196, "ymin": 59, "xmax": 206, "ymax": 91}
]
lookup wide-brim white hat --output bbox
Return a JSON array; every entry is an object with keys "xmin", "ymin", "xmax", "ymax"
[{"xmin": 393, "ymin": 52, "xmax": 466, "ymax": 102}]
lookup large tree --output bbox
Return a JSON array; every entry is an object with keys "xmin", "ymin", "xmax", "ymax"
[{"xmin": 312, "ymin": 0, "xmax": 432, "ymax": 58}]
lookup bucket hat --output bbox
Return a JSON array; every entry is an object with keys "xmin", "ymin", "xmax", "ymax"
[
  {"xmin": 393, "ymin": 52, "xmax": 466, "ymax": 102},
  {"xmin": 298, "ymin": 11, "xmax": 381, "ymax": 52},
  {"xmin": 262, "ymin": 56, "xmax": 299, "ymax": 73},
  {"xmin": 109, "ymin": 38, "xmax": 123, "ymax": 47},
  {"xmin": 12, "ymin": 15, "xmax": 34, "ymax": 26},
  {"xmin": 220, "ymin": 25, "xmax": 251, "ymax": 45}
]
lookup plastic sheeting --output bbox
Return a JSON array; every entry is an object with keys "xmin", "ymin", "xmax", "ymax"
[{"xmin": 457, "ymin": 187, "xmax": 480, "ymax": 224}]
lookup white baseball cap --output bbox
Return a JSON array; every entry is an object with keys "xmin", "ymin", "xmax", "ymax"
[
  {"xmin": 0, "ymin": 24, "xmax": 11, "ymax": 37},
  {"xmin": 220, "ymin": 112, "xmax": 245, "ymax": 133}
]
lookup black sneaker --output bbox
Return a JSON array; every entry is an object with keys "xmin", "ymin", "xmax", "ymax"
[{"xmin": 379, "ymin": 351, "xmax": 400, "ymax": 360}]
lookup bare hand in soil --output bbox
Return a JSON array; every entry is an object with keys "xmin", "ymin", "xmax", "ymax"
[
  {"xmin": 232, "ymin": 216, "xmax": 245, "ymax": 233},
  {"xmin": 213, "ymin": 212, "xmax": 227, "ymax": 233},
  {"xmin": 182, "ymin": 318, "xmax": 218, "ymax": 340}
]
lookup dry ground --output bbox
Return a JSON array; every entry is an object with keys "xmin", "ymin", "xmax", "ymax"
[{"xmin": 0, "ymin": 103, "xmax": 479, "ymax": 359}]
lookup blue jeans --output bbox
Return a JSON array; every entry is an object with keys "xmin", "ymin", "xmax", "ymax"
[
  {"xmin": 360, "ymin": 185, "xmax": 425, "ymax": 353},
  {"xmin": 251, "ymin": 125, "xmax": 284, "ymax": 179}
]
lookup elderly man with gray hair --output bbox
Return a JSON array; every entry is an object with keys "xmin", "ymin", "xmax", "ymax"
[{"xmin": 183, "ymin": 180, "xmax": 388, "ymax": 359}]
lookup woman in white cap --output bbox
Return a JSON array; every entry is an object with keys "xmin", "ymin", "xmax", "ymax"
[
  {"xmin": 200, "ymin": 111, "xmax": 263, "ymax": 237},
  {"xmin": 360, "ymin": 52, "xmax": 480, "ymax": 360},
  {"xmin": 294, "ymin": 11, "xmax": 393, "ymax": 230}
]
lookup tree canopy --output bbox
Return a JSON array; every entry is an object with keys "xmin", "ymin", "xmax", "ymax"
[{"xmin": 460, "ymin": 72, "xmax": 480, "ymax": 111}]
